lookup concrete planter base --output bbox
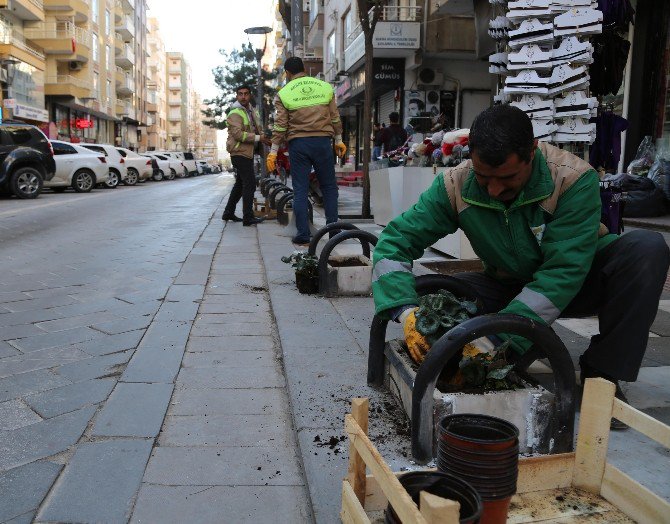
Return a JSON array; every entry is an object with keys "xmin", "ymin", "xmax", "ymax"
[
  {"xmin": 383, "ymin": 340, "xmax": 556, "ymax": 456},
  {"xmin": 323, "ymin": 255, "xmax": 372, "ymax": 296}
]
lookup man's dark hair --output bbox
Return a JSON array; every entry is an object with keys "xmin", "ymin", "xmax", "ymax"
[
  {"xmin": 235, "ymin": 84, "xmax": 252, "ymax": 94},
  {"xmin": 284, "ymin": 57, "xmax": 305, "ymax": 74},
  {"xmin": 469, "ymin": 105, "xmax": 535, "ymax": 167},
  {"xmin": 389, "ymin": 112, "xmax": 400, "ymax": 124},
  {"xmin": 409, "ymin": 99, "xmax": 425, "ymax": 110}
]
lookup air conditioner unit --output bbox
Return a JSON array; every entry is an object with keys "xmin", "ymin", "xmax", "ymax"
[
  {"xmin": 69, "ymin": 61, "xmax": 83, "ymax": 71},
  {"xmin": 417, "ymin": 67, "xmax": 444, "ymax": 88}
]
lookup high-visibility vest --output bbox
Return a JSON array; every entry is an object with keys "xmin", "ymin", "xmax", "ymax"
[
  {"xmin": 227, "ymin": 107, "xmax": 259, "ymax": 148},
  {"xmin": 278, "ymin": 77, "xmax": 333, "ymax": 110}
]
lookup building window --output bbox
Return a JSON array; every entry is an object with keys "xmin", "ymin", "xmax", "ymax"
[
  {"xmin": 92, "ymin": 33, "xmax": 99, "ymax": 62},
  {"xmin": 93, "ymin": 72, "xmax": 99, "ymax": 98},
  {"xmin": 106, "ymin": 45, "xmax": 111, "ymax": 69},
  {"xmin": 105, "ymin": 9, "xmax": 110, "ymax": 33},
  {"xmin": 92, "ymin": 0, "xmax": 99, "ymax": 24},
  {"xmin": 326, "ymin": 31, "xmax": 335, "ymax": 69}
]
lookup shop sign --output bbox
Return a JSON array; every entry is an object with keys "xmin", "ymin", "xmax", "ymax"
[
  {"xmin": 373, "ymin": 59, "xmax": 404, "ymax": 86},
  {"xmin": 75, "ymin": 118, "xmax": 94, "ymax": 129},
  {"xmin": 13, "ymin": 103, "xmax": 49, "ymax": 122},
  {"xmin": 335, "ymin": 77, "xmax": 352, "ymax": 105},
  {"xmin": 374, "ymin": 22, "xmax": 420, "ymax": 50},
  {"xmin": 3, "ymin": 98, "xmax": 15, "ymax": 109}
]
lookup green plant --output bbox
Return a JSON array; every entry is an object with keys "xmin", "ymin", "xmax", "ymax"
[
  {"xmin": 414, "ymin": 290, "xmax": 478, "ymax": 345},
  {"xmin": 459, "ymin": 340, "xmax": 525, "ymax": 391},
  {"xmin": 281, "ymin": 251, "xmax": 319, "ymax": 278}
]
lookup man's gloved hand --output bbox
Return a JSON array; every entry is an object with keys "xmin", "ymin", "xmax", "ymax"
[
  {"xmin": 266, "ymin": 153, "xmax": 277, "ymax": 172},
  {"xmin": 400, "ymin": 307, "xmax": 431, "ymax": 364},
  {"xmin": 334, "ymin": 141, "xmax": 347, "ymax": 158}
]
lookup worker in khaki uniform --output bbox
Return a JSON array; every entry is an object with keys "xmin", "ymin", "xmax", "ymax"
[
  {"xmin": 223, "ymin": 84, "xmax": 271, "ymax": 226},
  {"xmin": 267, "ymin": 57, "xmax": 347, "ymax": 245}
]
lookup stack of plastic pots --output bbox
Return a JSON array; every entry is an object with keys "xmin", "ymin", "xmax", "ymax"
[
  {"xmin": 385, "ymin": 471, "xmax": 482, "ymax": 524},
  {"xmin": 437, "ymin": 414, "xmax": 519, "ymax": 524}
]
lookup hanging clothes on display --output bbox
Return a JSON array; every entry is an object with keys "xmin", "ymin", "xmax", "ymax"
[
  {"xmin": 597, "ymin": 0, "xmax": 634, "ymax": 31},
  {"xmin": 589, "ymin": 30, "xmax": 631, "ymax": 95},
  {"xmin": 589, "ymin": 111, "xmax": 629, "ymax": 171}
]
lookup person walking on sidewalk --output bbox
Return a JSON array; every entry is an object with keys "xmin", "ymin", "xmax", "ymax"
[
  {"xmin": 379, "ymin": 112, "xmax": 408, "ymax": 154},
  {"xmin": 267, "ymin": 57, "xmax": 347, "ymax": 245},
  {"xmin": 372, "ymin": 104, "xmax": 670, "ymax": 429},
  {"xmin": 223, "ymin": 84, "xmax": 271, "ymax": 226}
]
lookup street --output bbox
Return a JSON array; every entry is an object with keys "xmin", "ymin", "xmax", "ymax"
[{"xmin": 1, "ymin": 175, "xmax": 670, "ymax": 523}]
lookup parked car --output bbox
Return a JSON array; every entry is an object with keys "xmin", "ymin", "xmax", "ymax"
[
  {"xmin": 197, "ymin": 160, "xmax": 213, "ymax": 174},
  {"xmin": 116, "ymin": 148, "xmax": 152, "ymax": 185},
  {"xmin": 152, "ymin": 153, "xmax": 182, "ymax": 179},
  {"xmin": 46, "ymin": 140, "xmax": 108, "ymax": 193},
  {"xmin": 80, "ymin": 144, "xmax": 127, "ymax": 188},
  {"xmin": 0, "ymin": 123, "xmax": 56, "ymax": 199},
  {"xmin": 155, "ymin": 151, "xmax": 198, "ymax": 176},
  {"xmin": 142, "ymin": 153, "xmax": 173, "ymax": 181}
]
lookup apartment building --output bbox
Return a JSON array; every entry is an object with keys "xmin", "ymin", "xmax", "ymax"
[
  {"xmin": 166, "ymin": 51, "xmax": 190, "ymax": 151},
  {"xmin": 146, "ymin": 17, "xmax": 166, "ymax": 150}
]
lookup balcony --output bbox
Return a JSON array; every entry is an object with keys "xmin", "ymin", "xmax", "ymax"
[
  {"xmin": 343, "ymin": 6, "xmax": 422, "ymax": 72},
  {"xmin": 114, "ymin": 0, "xmax": 122, "ymax": 21},
  {"xmin": 116, "ymin": 99, "xmax": 135, "ymax": 120},
  {"xmin": 306, "ymin": 12, "xmax": 323, "ymax": 50},
  {"xmin": 116, "ymin": 14, "xmax": 135, "ymax": 41},
  {"xmin": 25, "ymin": 22, "xmax": 90, "ymax": 63},
  {"xmin": 120, "ymin": 0, "xmax": 134, "ymax": 13},
  {"xmin": 0, "ymin": 0, "xmax": 45, "ymax": 21},
  {"xmin": 116, "ymin": 69, "xmax": 133, "ymax": 95},
  {"xmin": 43, "ymin": 0, "xmax": 89, "ymax": 22},
  {"xmin": 168, "ymin": 64, "xmax": 181, "ymax": 74},
  {"xmin": 0, "ymin": 32, "xmax": 45, "ymax": 69},
  {"xmin": 168, "ymin": 111, "xmax": 181, "ymax": 122},
  {"xmin": 45, "ymin": 74, "xmax": 91, "ymax": 99},
  {"xmin": 116, "ymin": 42, "xmax": 134, "ymax": 68},
  {"xmin": 146, "ymin": 90, "xmax": 158, "ymax": 112}
]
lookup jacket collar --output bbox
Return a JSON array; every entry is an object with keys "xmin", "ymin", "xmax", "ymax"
[
  {"xmin": 231, "ymin": 101, "xmax": 255, "ymax": 111},
  {"xmin": 461, "ymin": 147, "xmax": 555, "ymax": 210}
]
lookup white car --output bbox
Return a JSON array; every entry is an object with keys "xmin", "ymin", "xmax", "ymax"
[
  {"xmin": 81, "ymin": 144, "xmax": 128, "ymax": 188},
  {"xmin": 45, "ymin": 140, "xmax": 109, "ymax": 193},
  {"xmin": 155, "ymin": 151, "xmax": 198, "ymax": 177},
  {"xmin": 142, "ymin": 153, "xmax": 173, "ymax": 181},
  {"xmin": 116, "ymin": 148, "xmax": 153, "ymax": 185}
]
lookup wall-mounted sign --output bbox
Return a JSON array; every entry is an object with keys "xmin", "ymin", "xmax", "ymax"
[
  {"xmin": 3, "ymin": 98, "xmax": 15, "ymax": 109},
  {"xmin": 13, "ymin": 103, "xmax": 49, "ymax": 122},
  {"xmin": 344, "ymin": 21, "xmax": 421, "ymax": 71},
  {"xmin": 75, "ymin": 118, "xmax": 94, "ymax": 129}
]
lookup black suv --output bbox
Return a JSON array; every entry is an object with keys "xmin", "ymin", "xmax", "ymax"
[{"xmin": 0, "ymin": 123, "xmax": 56, "ymax": 199}]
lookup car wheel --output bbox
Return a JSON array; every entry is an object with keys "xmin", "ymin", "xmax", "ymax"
[
  {"xmin": 166, "ymin": 169, "xmax": 176, "ymax": 180},
  {"xmin": 52, "ymin": 187, "xmax": 67, "ymax": 193},
  {"xmin": 106, "ymin": 170, "xmax": 120, "ymax": 188},
  {"xmin": 10, "ymin": 167, "xmax": 43, "ymax": 199},
  {"xmin": 177, "ymin": 168, "xmax": 187, "ymax": 179},
  {"xmin": 124, "ymin": 168, "xmax": 139, "ymax": 186},
  {"xmin": 72, "ymin": 169, "xmax": 95, "ymax": 193},
  {"xmin": 153, "ymin": 169, "xmax": 164, "ymax": 182}
]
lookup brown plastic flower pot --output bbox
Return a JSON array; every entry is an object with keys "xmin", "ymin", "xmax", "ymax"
[{"xmin": 438, "ymin": 414, "xmax": 519, "ymax": 452}]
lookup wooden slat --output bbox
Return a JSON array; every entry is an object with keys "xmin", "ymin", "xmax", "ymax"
[
  {"xmin": 611, "ymin": 398, "xmax": 670, "ymax": 448},
  {"xmin": 517, "ymin": 453, "xmax": 575, "ymax": 494},
  {"xmin": 346, "ymin": 414, "xmax": 427, "ymax": 524},
  {"xmin": 572, "ymin": 378, "xmax": 615, "ymax": 493},
  {"xmin": 600, "ymin": 463, "xmax": 670, "ymax": 524},
  {"xmin": 341, "ymin": 480, "xmax": 372, "ymax": 524},
  {"xmin": 348, "ymin": 398, "xmax": 369, "ymax": 505},
  {"xmin": 419, "ymin": 491, "xmax": 460, "ymax": 524}
]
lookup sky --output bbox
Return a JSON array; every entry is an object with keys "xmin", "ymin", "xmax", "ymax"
[{"xmin": 148, "ymin": 0, "xmax": 275, "ymax": 100}]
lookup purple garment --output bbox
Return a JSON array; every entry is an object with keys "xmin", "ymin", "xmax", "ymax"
[{"xmin": 590, "ymin": 112, "xmax": 629, "ymax": 171}]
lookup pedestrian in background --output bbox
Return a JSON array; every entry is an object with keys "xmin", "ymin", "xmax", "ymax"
[
  {"xmin": 267, "ymin": 57, "xmax": 347, "ymax": 245},
  {"xmin": 223, "ymin": 84, "xmax": 271, "ymax": 226},
  {"xmin": 372, "ymin": 122, "xmax": 384, "ymax": 160},
  {"xmin": 380, "ymin": 112, "xmax": 408, "ymax": 154}
]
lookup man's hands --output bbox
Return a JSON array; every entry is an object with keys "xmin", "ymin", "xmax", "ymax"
[
  {"xmin": 260, "ymin": 136, "xmax": 272, "ymax": 146},
  {"xmin": 400, "ymin": 308, "xmax": 431, "ymax": 364},
  {"xmin": 266, "ymin": 153, "xmax": 277, "ymax": 172},
  {"xmin": 334, "ymin": 141, "xmax": 347, "ymax": 158}
]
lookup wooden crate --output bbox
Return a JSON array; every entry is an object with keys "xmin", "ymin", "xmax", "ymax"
[{"xmin": 341, "ymin": 378, "xmax": 670, "ymax": 523}]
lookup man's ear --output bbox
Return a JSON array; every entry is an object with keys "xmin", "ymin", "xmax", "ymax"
[{"xmin": 530, "ymin": 139, "xmax": 539, "ymax": 161}]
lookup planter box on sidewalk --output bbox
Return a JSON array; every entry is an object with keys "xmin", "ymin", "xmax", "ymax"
[
  {"xmin": 322, "ymin": 255, "xmax": 372, "ymax": 296},
  {"xmin": 383, "ymin": 340, "xmax": 555, "ymax": 455}
]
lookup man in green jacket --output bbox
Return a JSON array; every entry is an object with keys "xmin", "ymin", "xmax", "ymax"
[
  {"xmin": 373, "ymin": 105, "xmax": 669, "ymax": 425},
  {"xmin": 223, "ymin": 84, "xmax": 271, "ymax": 226}
]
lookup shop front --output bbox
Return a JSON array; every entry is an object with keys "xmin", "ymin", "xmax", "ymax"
[
  {"xmin": 49, "ymin": 103, "xmax": 115, "ymax": 144},
  {"xmin": 335, "ymin": 58, "xmax": 405, "ymax": 169}
]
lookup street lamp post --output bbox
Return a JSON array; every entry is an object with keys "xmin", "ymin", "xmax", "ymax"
[{"xmin": 244, "ymin": 26, "xmax": 272, "ymax": 178}]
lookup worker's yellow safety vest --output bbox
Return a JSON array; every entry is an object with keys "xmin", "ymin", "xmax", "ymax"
[{"xmin": 278, "ymin": 77, "xmax": 333, "ymax": 110}]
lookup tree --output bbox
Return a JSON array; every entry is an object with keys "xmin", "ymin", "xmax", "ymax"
[
  {"xmin": 202, "ymin": 43, "xmax": 277, "ymax": 130},
  {"xmin": 356, "ymin": 0, "xmax": 384, "ymax": 218}
]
